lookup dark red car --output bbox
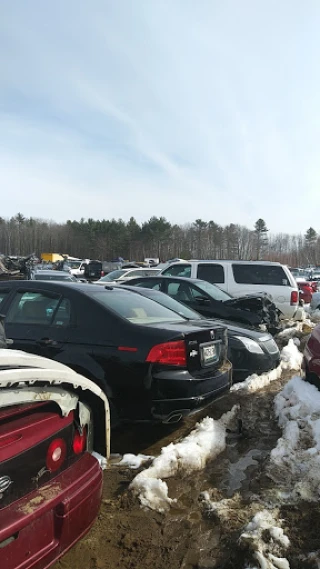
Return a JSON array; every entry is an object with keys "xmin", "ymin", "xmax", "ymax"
[
  {"xmin": 303, "ymin": 325, "xmax": 320, "ymax": 389},
  {"xmin": 297, "ymin": 280, "xmax": 313, "ymax": 304},
  {"xmin": 0, "ymin": 350, "xmax": 110, "ymax": 569}
]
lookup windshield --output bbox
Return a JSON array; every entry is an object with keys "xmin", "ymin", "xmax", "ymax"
[
  {"xmin": 196, "ymin": 280, "xmax": 232, "ymax": 301},
  {"xmin": 98, "ymin": 270, "xmax": 128, "ymax": 282},
  {"xmin": 89, "ymin": 290, "xmax": 186, "ymax": 324}
]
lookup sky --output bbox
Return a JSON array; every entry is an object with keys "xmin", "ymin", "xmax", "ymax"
[{"xmin": 1, "ymin": 1, "xmax": 320, "ymax": 233}]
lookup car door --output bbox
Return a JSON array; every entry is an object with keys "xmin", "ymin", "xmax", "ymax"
[{"xmin": 4, "ymin": 289, "xmax": 70, "ymax": 358}]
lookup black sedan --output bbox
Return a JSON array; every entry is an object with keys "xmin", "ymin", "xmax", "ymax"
[
  {"xmin": 118, "ymin": 284, "xmax": 281, "ymax": 382},
  {"xmin": 120, "ymin": 275, "xmax": 281, "ymax": 333},
  {"xmin": 0, "ymin": 281, "xmax": 231, "ymax": 426}
]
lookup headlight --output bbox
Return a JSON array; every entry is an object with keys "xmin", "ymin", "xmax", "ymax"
[{"xmin": 235, "ymin": 336, "xmax": 264, "ymax": 354}]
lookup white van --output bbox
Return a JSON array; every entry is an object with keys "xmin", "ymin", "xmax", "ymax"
[{"xmin": 160, "ymin": 260, "xmax": 299, "ymax": 319}]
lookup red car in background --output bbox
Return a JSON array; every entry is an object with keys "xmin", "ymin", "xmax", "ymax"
[
  {"xmin": 0, "ymin": 350, "xmax": 110, "ymax": 569},
  {"xmin": 297, "ymin": 280, "xmax": 313, "ymax": 304},
  {"xmin": 304, "ymin": 325, "xmax": 320, "ymax": 390}
]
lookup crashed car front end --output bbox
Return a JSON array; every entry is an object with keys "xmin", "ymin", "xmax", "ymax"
[{"xmin": 223, "ymin": 294, "xmax": 281, "ymax": 333}]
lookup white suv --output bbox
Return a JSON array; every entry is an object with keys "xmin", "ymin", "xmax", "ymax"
[{"xmin": 160, "ymin": 260, "xmax": 298, "ymax": 319}]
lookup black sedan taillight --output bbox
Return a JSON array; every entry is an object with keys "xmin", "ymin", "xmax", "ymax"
[{"xmin": 146, "ymin": 340, "xmax": 187, "ymax": 366}]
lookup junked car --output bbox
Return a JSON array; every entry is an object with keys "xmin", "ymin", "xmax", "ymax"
[
  {"xmin": 160, "ymin": 260, "xmax": 299, "ymax": 320},
  {"xmin": 118, "ymin": 284, "xmax": 281, "ymax": 382},
  {"xmin": 29, "ymin": 269, "xmax": 79, "ymax": 282},
  {"xmin": 95, "ymin": 267, "xmax": 161, "ymax": 284},
  {"xmin": 0, "ymin": 348, "xmax": 110, "ymax": 569},
  {"xmin": 0, "ymin": 281, "xmax": 232, "ymax": 425},
  {"xmin": 303, "ymin": 325, "xmax": 320, "ymax": 390},
  {"xmin": 121, "ymin": 275, "xmax": 281, "ymax": 334}
]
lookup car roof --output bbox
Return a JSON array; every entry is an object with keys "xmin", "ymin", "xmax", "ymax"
[
  {"xmin": 168, "ymin": 260, "xmax": 284, "ymax": 266},
  {"xmin": 119, "ymin": 275, "xmax": 208, "ymax": 285},
  {"xmin": 0, "ymin": 280, "xmax": 125, "ymax": 295}
]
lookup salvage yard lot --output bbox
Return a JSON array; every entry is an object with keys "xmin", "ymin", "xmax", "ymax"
[{"xmin": 55, "ymin": 323, "xmax": 320, "ymax": 569}]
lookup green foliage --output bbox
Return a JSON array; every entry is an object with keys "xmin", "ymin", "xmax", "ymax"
[{"xmin": 305, "ymin": 227, "xmax": 317, "ymax": 243}]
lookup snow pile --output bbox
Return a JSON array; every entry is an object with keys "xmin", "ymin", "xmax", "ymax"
[
  {"xmin": 240, "ymin": 509, "xmax": 290, "ymax": 569},
  {"xmin": 130, "ymin": 405, "xmax": 239, "ymax": 513},
  {"xmin": 231, "ymin": 365, "xmax": 282, "ymax": 393},
  {"xmin": 92, "ymin": 451, "xmax": 108, "ymax": 470},
  {"xmin": 277, "ymin": 319, "xmax": 315, "ymax": 340},
  {"xmin": 231, "ymin": 340, "xmax": 302, "ymax": 393},
  {"xmin": 115, "ymin": 453, "xmax": 154, "ymax": 469},
  {"xmin": 269, "ymin": 376, "xmax": 320, "ymax": 501},
  {"xmin": 280, "ymin": 339, "xmax": 303, "ymax": 370}
]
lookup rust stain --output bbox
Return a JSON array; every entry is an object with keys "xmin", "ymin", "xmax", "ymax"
[{"xmin": 18, "ymin": 483, "xmax": 62, "ymax": 515}]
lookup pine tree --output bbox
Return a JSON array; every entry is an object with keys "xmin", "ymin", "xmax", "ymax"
[{"xmin": 254, "ymin": 219, "xmax": 268, "ymax": 260}]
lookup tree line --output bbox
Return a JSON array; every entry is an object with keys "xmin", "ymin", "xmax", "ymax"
[{"xmin": 0, "ymin": 214, "xmax": 319, "ymax": 267}]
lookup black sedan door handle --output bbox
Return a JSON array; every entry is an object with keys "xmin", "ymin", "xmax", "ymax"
[{"xmin": 37, "ymin": 338, "xmax": 58, "ymax": 347}]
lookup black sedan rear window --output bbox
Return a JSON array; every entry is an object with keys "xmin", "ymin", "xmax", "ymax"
[{"xmin": 89, "ymin": 290, "xmax": 186, "ymax": 324}]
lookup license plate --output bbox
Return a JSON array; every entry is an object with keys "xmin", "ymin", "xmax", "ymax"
[{"xmin": 201, "ymin": 343, "xmax": 218, "ymax": 365}]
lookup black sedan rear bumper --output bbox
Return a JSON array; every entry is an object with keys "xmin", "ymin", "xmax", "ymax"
[{"xmin": 151, "ymin": 361, "xmax": 232, "ymax": 422}]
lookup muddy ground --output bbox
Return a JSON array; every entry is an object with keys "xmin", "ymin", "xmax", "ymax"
[{"xmin": 55, "ymin": 367, "xmax": 320, "ymax": 569}]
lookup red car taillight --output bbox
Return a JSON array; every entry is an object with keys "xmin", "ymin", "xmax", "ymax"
[
  {"xmin": 146, "ymin": 340, "xmax": 187, "ymax": 366},
  {"xmin": 290, "ymin": 291, "xmax": 299, "ymax": 305},
  {"xmin": 46, "ymin": 438, "xmax": 67, "ymax": 472},
  {"xmin": 73, "ymin": 428, "xmax": 87, "ymax": 454}
]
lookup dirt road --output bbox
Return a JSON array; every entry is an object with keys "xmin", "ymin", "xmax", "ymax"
[{"xmin": 54, "ymin": 367, "xmax": 320, "ymax": 569}]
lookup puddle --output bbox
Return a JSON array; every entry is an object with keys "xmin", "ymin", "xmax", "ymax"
[{"xmin": 223, "ymin": 449, "xmax": 263, "ymax": 496}]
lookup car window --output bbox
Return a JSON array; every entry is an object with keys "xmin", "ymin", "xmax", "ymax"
[
  {"xmin": 167, "ymin": 282, "xmax": 193, "ymax": 302},
  {"xmin": 123, "ymin": 270, "xmax": 142, "ymax": 278},
  {"xmin": 135, "ymin": 279, "xmax": 161, "ymax": 290},
  {"xmin": 196, "ymin": 280, "xmax": 231, "ymax": 301},
  {"xmin": 162, "ymin": 264, "xmax": 191, "ymax": 277},
  {"xmin": 89, "ymin": 290, "xmax": 185, "ymax": 324},
  {"xmin": 232, "ymin": 264, "xmax": 289, "ymax": 286},
  {"xmin": 52, "ymin": 298, "xmax": 71, "ymax": 327},
  {"xmin": 0, "ymin": 290, "xmax": 9, "ymax": 309},
  {"xmin": 167, "ymin": 282, "xmax": 180, "ymax": 296},
  {"xmin": 6, "ymin": 291, "xmax": 61, "ymax": 325},
  {"xmin": 197, "ymin": 264, "xmax": 225, "ymax": 284}
]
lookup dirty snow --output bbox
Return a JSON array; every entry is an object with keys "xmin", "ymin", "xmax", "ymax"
[
  {"xmin": 269, "ymin": 375, "xmax": 320, "ymax": 502},
  {"xmin": 240, "ymin": 509, "xmax": 290, "ymax": 569},
  {"xmin": 277, "ymin": 319, "xmax": 315, "ymax": 340},
  {"xmin": 92, "ymin": 451, "xmax": 108, "ymax": 470},
  {"xmin": 130, "ymin": 405, "xmax": 239, "ymax": 512},
  {"xmin": 231, "ymin": 339, "xmax": 302, "ymax": 393},
  {"xmin": 116, "ymin": 453, "xmax": 154, "ymax": 469},
  {"xmin": 309, "ymin": 309, "xmax": 320, "ymax": 322}
]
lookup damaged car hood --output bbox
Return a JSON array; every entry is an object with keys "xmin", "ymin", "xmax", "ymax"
[{"xmin": 223, "ymin": 293, "xmax": 281, "ymax": 333}]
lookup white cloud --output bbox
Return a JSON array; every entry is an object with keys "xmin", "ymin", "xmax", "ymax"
[{"xmin": 1, "ymin": 1, "xmax": 320, "ymax": 230}]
